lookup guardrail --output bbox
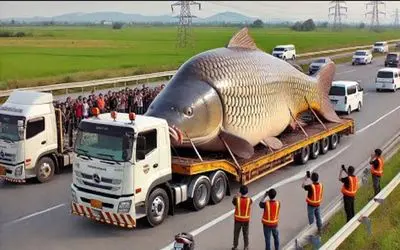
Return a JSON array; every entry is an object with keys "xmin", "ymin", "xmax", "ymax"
[
  {"xmin": 0, "ymin": 39, "xmax": 399, "ymax": 99},
  {"xmin": 320, "ymin": 171, "xmax": 400, "ymax": 249}
]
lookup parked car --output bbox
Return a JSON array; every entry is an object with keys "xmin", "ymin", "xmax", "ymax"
[
  {"xmin": 375, "ymin": 68, "xmax": 400, "ymax": 92},
  {"xmin": 384, "ymin": 53, "xmax": 400, "ymax": 67},
  {"xmin": 352, "ymin": 50, "xmax": 373, "ymax": 65},
  {"xmin": 329, "ymin": 81, "xmax": 363, "ymax": 115},
  {"xmin": 272, "ymin": 44, "xmax": 296, "ymax": 61},
  {"xmin": 372, "ymin": 41, "xmax": 389, "ymax": 53},
  {"xmin": 308, "ymin": 57, "xmax": 332, "ymax": 75}
]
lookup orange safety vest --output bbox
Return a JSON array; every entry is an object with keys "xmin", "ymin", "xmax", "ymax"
[
  {"xmin": 371, "ymin": 156, "xmax": 384, "ymax": 177},
  {"xmin": 234, "ymin": 197, "xmax": 251, "ymax": 222},
  {"xmin": 341, "ymin": 176, "xmax": 358, "ymax": 197},
  {"xmin": 306, "ymin": 183, "xmax": 323, "ymax": 207},
  {"xmin": 261, "ymin": 200, "xmax": 280, "ymax": 227}
]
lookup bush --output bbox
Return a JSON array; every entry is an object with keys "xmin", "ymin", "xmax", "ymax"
[
  {"xmin": 251, "ymin": 19, "xmax": 264, "ymax": 28},
  {"xmin": 0, "ymin": 31, "xmax": 12, "ymax": 37},
  {"xmin": 291, "ymin": 18, "xmax": 316, "ymax": 32},
  {"xmin": 112, "ymin": 22, "xmax": 124, "ymax": 29}
]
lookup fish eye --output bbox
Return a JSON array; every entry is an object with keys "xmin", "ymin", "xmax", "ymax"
[{"xmin": 183, "ymin": 106, "xmax": 193, "ymax": 117}]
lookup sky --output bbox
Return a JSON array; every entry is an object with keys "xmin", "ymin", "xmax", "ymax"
[{"xmin": 1, "ymin": 1, "xmax": 400, "ymax": 23}]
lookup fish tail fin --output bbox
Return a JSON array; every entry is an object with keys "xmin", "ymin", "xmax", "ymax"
[{"xmin": 316, "ymin": 62, "xmax": 343, "ymax": 123}]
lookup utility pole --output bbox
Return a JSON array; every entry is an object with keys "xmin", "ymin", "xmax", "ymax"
[
  {"xmin": 328, "ymin": 1, "xmax": 348, "ymax": 30},
  {"xmin": 365, "ymin": 1, "xmax": 386, "ymax": 30},
  {"xmin": 392, "ymin": 8, "xmax": 399, "ymax": 27},
  {"xmin": 171, "ymin": 1, "xmax": 201, "ymax": 48}
]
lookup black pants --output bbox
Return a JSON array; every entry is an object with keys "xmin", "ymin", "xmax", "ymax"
[
  {"xmin": 372, "ymin": 175, "xmax": 381, "ymax": 196},
  {"xmin": 343, "ymin": 195, "xmax": 355, "ymax": 222},
  {"xmin": 233, "ymin": 221, "xmax": 249, "ymax": 248}
]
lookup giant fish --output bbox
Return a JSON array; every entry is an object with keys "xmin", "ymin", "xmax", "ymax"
[{"xmin": 145, "ymin": 27, "xmax": 343, "ymax": 159}]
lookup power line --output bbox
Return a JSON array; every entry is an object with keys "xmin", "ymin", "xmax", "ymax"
[
  {"xmin": 365, "ymin": 1, "xmax": 386, "ymax": 30},
  {"xmin": 171, "ymin": 1, "xmax": 201, "ymax": 48},
  {"xmin": 328, "ymin": 1, "xmax": 348, "ymax": 30},
  {"xmin": 392, "ymin": 8, "xmax": 399, "ymax": 27}
]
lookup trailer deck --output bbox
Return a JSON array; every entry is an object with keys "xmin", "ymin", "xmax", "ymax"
[{"xmin": 171, "ymin": 117, "xmax": 354, "ymax": 185}]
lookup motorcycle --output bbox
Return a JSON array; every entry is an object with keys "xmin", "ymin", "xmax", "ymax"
[{"xmin": 173, "ymin": 232, "xmax": 195, "ymax": 250}]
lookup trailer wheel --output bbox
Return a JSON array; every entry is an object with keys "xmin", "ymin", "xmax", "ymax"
[
  {"xmin": 329, "ymin": 134, "xmax": 339, "ymax": 150},
  {"xmin": 35, "ymin": 157, "xmax": 55, "ymax": 183},
  {"xmin": 190, "ymin": 176, "xmax": 211, "ymax": 211},
  {"xmin": 146, "ymin": 188, "xmax": 169, "ymax": 227},
  {"xmin": 310, "ymin": 142, "xmax": 320, "ymax": 159},
  {"xmin": 320, "ymin": 137, "xmax": 329, "ymax": 154},
  {"xmin": 209, "ymin": 171, "xmax": 227, "ymax": 205},
  {"xmin": 294, "ymin": 145, "xmax": 310, "ymax": 165}
]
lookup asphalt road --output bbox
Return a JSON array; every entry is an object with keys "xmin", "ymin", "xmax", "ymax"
[{"xmin": 1, "ymin": 57, "xmax": 400, "ymax": 250}]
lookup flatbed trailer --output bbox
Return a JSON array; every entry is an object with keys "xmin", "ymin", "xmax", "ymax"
[{"xmin": 171, "ymin": 117, "xmax": 354, "ymax": 185}]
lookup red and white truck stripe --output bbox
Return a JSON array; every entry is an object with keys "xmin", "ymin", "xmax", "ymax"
[{"xmin": 71, "ymin": 202, "xmax": 136, "ymax": 228}]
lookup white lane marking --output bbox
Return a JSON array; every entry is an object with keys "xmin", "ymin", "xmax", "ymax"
[
  {"xmin": 357, "ymin": 104, "xmax": 400, "ymax": 134},
  {"xmin": 160, "ymin": 102, "xmax": 400, "ymax": 249},
  {"xmin": 160, "ymin": 144, "xmax": 351, "ymax": 250},
  {"xmin": 1, "ymin": 203, "xmax": 66, "ymax": 228},
  {"xmin": 336, "ymin": 69, "xmax": 356, "ymax": 75}
]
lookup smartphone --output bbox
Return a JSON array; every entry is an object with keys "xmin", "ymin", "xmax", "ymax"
[{"xmin": 306, "ymin": 171, "xmax": 311, "ymax": 178}]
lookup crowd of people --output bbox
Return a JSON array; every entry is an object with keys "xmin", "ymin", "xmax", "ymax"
[{"xmin": 54, "ymin": 84, "xmax": 165, "ymax": 133}]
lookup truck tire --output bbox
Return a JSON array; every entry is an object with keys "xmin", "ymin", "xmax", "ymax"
[
  {"xmin": 35, "ymin": 157, "xmax": 55, "ymax": 183},
  {"xmin": 146, "ymin": 188, "xmax": 169, "ymax": 227},
  {"xmin": 190, "ymin": 176, "xmax": 211, "ymax": 211},
  {"xmin": 310, "ymin": 141, "xmax": 320, "ymax": 159},
  {"xmin": 329, "ymin": 134, "xmax": 339, "ymax": 150},
  {"xmin": 209, "ymin": 171, "xmax": 227, "ymax": 205},
  {"xmin": 294, "ymin": 145, "xmax": 310, "ymax": 165},
  {"xmin": 320, "ymin": 137, "xmax": 329, "ymax": 154}
]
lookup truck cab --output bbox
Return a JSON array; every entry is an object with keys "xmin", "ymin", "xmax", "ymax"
[
  {"xmin": 0, "ymin": 91, "xmax": 62, "ymax": 183},
  {"xmin": 71, "ymin": 111, "xmax": 173, "ymax": 228}
]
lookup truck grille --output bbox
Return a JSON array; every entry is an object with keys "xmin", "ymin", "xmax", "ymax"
[
  {"xmin": 80, "ymin": 173, "xmax": 120, "ymax": 185},
  {"xmin": 83, "ymin": 180, "xmax": 113, "ymax": 190}
]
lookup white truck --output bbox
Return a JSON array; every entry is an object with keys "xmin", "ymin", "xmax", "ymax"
[
  {"xmin": 70, "ymin": 110, "xmax": 354, "ymax": 228},
  {"xmin": 0, "ymin": 90, "xmax": 74, "ymax": 183}
]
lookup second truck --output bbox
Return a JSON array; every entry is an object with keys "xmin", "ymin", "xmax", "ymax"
[{"xmin": 71, "ymin": 108, "xmax": 354, "ymax": 228}]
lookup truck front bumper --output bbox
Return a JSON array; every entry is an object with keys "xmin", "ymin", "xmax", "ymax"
[
  {"xmin": 0, "ymin": 164, "xmax": 26, "ymax": 183},
  {"xmin": 71, "ymin": 184, "xmax": 136, "ymax": 228}
]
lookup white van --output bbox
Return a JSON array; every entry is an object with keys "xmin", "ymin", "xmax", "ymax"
[
  {"xmin": 375, "ymin": 68, "xmax": 400, "ymax": 92},
  {"xmin": 329, "ymin": 81, "xmax": 364, "ymax": 115},
  {"xmin": 372, "ymin": 41, "xmax": 389, "ymax": 53},
  {"xmin": 272, "ymin": 44, "xmax": 296, "ymax": 60}
]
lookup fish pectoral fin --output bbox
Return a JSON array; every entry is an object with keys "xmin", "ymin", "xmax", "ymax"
[
  {"xmin": 220, "ymin": 130, "xmax": 254, "ymax": 159},
  {"xmin": 261, "ymin": 137, "xmax": 284, "ymax": 150},
  {"xmin": 227, "ymin": 27, "xmax": 258, "ymax": 50}
]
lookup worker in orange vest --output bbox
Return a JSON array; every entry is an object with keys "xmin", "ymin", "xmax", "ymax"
[
  {"xmin": 369, "ymin": 148, "xmax": 384, "ymax": 196},
  {"xmin": 232, "ymin": 185, "xmax": 252, "ymax": 250},
  {"xmin": 259, "ymin": 188, "xmax": 280, "ymax": 250},
  {"xmin": 339, "ymin": 165, "xmax": 358, "ymax": 222},
  {"xmin": 302, "ymin": 171, "xmax": 323, "ymax": 235}
]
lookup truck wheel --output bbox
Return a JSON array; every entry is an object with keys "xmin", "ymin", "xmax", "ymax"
[
  {"xmin": 320, "ymin": 137, "xmax": 329, "ymax": 154},
  {"xmin": 294, "ymin": 145, "xmax": 310, "ymax": 165},
  {"xmin": 146, "ymin": 188, "xmax": 169, "ymax": 227},
  {"xmin": 190, "ymin": 177, "xmax": 211, "ymax": 211},
  {"xmin": 310, "ymin": 142, "xmax": 320, "ymax": 159},
  {"xmin": 35, "ymin": 157, "xmax": 55, "ymax": 183},
  {"xmin": 329, "ymin": 134, "xmax": 339, "ymax": 150},
  {"xmin": 357, "ymin": 102, "xmax": 362, "ymax": 112},
  {"xmin": 209, "ymin": 171, "xmax": 227, "ymax": 205}
]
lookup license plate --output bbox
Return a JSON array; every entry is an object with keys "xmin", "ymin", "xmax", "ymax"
[
  {"xmin": 0, "ymin": 166, "xmax": 5, "ymax": 176},
  {"xmin": 174, "ymin": 243, "xmax": 184, "ymax": 250},
  {"xmin": 90, "ymin": 199, "xmax": 103, "ymax": 209}
]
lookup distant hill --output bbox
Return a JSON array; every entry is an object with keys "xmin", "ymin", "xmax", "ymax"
[{"xmin": 0, "ymin": 11, "xmax": 258, "ymax": 24}]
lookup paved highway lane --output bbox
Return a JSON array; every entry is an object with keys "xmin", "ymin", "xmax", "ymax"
[{"xmin": 1, "ymin": 57, "xmax": 400, "ymax": 250}]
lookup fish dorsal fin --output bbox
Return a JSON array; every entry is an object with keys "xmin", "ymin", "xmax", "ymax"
[{"xmin": 227, "ymin": 27, "xmax": 258, "ymax": 50}]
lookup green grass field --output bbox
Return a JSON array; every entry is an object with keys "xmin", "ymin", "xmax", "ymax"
[
  {"xmin": 1, "ymin": 26, "xmax": 400, "ymax": 89},
  {"xmin": 304, "ymin": 149, "xmax": 400, "ymax": 250}
]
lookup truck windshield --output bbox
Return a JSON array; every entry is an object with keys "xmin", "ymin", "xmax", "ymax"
[
  {"xmin": 74, "ymin": 122, "xmax": 134, "ymax": 162},
  {"xmin": 0, "ymin": 114, "xmax": 25, "ymax": 142},
  {"xmin": 329, "ymin": 86, "xmax": 345, "ymax": 96}
]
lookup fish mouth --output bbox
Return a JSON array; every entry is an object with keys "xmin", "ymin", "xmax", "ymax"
[{"xmin": 168, "ymin": 125, "xmax": 184, "ymax": 145}]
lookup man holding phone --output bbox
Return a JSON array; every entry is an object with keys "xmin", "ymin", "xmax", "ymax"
[
  {"xmin": 302, "ymin": 171, "xmax": 323, "ymax": 235},
  {"xmin": 369, "ymin": 149, "xmax": 384, "ymax": 196},
  {"xmin": 259, "ymin": 188, "xmax": 280, "ymax": 250},
  {"xmin": 339, "ymin": 165, "xmax": 358, "ymax": 222}
]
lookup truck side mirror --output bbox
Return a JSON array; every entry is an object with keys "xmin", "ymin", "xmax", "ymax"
[
  {"xmin": 137, "ymin": 136, "xmax": 146, "ymax": 151},
  {"xmin": 136, "ymin": 151, "xmax": 146, "ymax": 161}
]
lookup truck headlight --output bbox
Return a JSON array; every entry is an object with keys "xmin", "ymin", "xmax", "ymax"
[
  {"xmin": 71, "ymin": 189, "xmax": 78, "ymax": 203},
  {"xmin": 14, "ymin": 166, "xmax": 22, "ymax": 176},
  {"xmin": 117, "ymin": 200, "xmax": 132, "ymax": 213}
]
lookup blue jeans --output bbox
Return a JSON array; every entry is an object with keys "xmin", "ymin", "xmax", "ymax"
[
  {"xmin": 307, "ymin": 205, "xmax": 322, "ymax": 231},
  {"xmin": 263, "ymin": 225, "xmax": 279, "ymax": 250}
]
